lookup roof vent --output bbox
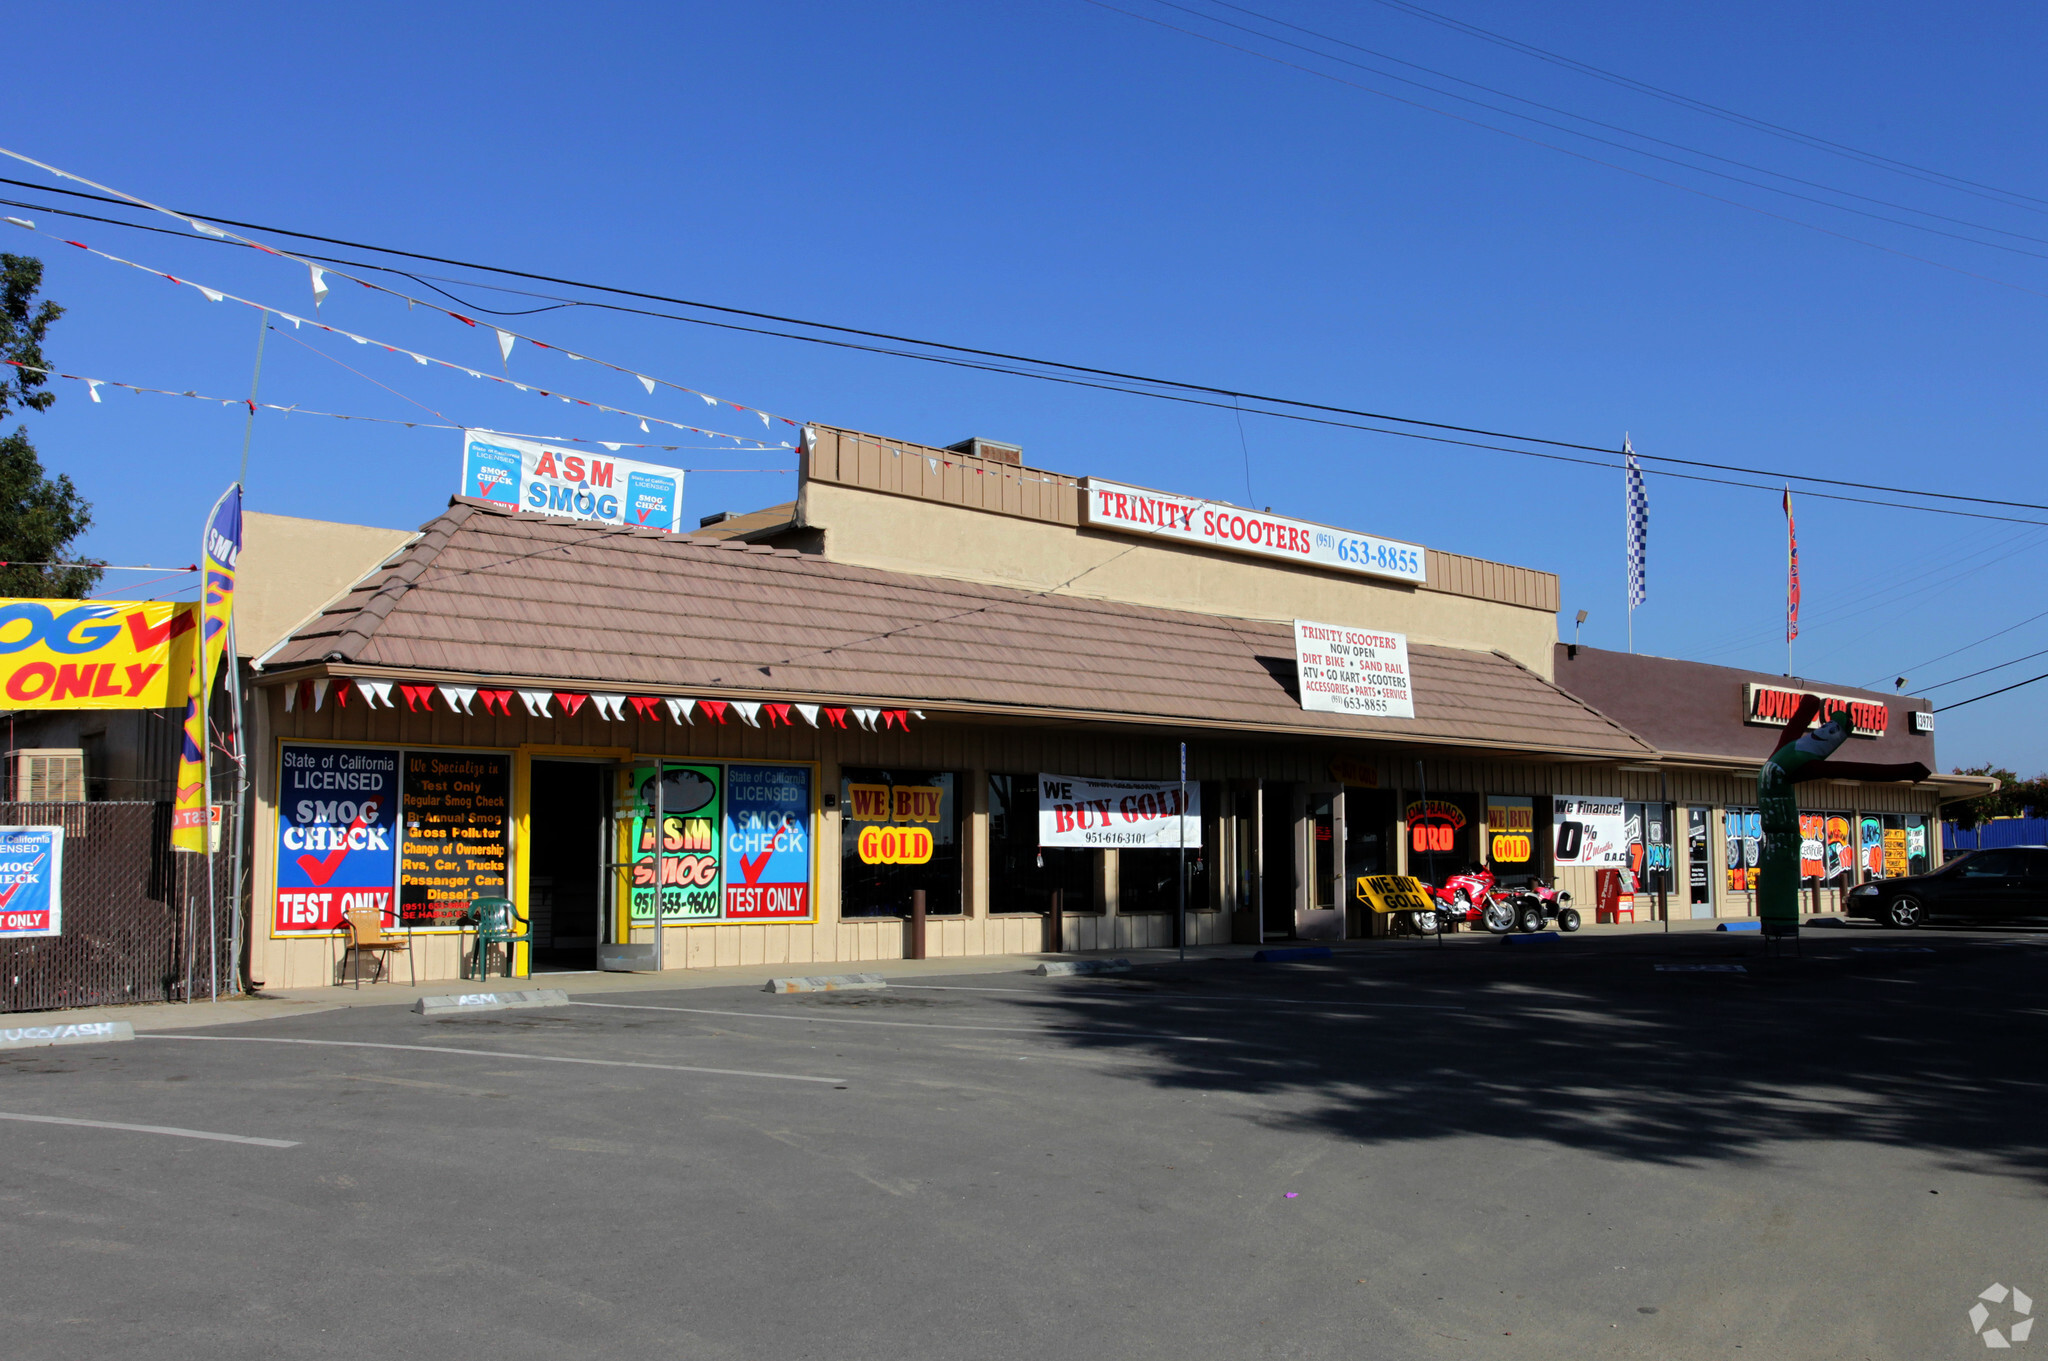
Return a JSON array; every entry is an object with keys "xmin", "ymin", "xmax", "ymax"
[
  {"xmin": 698, "ymin": 511, "xmax": 735, "ymax": 527},
  {"xmin": 945, "ymin": 437, "xmax": 1022, "ymax": 466}
]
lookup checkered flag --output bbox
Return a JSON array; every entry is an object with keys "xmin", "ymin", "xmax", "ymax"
[{"xmin": 1624, "ymin": 440, "xmax": 1648, "ymax": 608}]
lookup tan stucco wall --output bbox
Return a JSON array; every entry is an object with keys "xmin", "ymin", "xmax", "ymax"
[
  {"xmin": 798, "ymin": 481, "xmax": 1561, "ymax": 678},
  {"xmin": 238, "ymin": 512, "xmax": 415, "ymax": 660}
]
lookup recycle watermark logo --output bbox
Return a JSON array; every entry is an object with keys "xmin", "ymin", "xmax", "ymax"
[{"xmin": 1969, "ymin": 1283, "xmax": 2033, "ymax": 1349}]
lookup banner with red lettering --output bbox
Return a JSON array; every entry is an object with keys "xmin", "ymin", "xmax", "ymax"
[
  {"xmin": 1037, "ymin": 773, "xmax": 1201, "ymax": 849},
  {"xmin": 462, "ymin": 429, "xmax": 683, "ymax": 532},
  {"xmin": 0, "ymin": 600, "xmax": 196, "ymax": 708}
]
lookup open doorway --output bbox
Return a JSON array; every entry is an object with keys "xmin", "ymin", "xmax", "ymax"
[{"xmin": 528, "ymin": 760, "xmax": 610, "ymax": 970}]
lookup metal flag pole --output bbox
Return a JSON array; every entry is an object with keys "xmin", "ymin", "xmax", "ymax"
[
  {"xmin": 220, "ymin": 313, "xmax": 265, "ymax": 997},
  {"xmin": 1177, "ymin": 741, "xmax": 1188, "ymax": 964}
]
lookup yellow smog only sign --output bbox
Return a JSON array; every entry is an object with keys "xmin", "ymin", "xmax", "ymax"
[{"xmin": 1354, "ymin": 874, "xmax": 1434, "ymax": 914}]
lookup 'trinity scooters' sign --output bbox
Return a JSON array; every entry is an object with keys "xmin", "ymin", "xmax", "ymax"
[{"xmin": 1080, "ymin": 479, "xmax": 1426, "ymax": 584}]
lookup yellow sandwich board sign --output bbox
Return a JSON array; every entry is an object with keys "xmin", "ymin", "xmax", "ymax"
[{"xmin": 1354, "ymin": 874, "xmax": 1435, "ymax": 914}]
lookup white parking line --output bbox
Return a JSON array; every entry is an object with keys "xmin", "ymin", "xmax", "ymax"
[
  {"xmin": 571, "ymin": 1000, "xmax": 1239, "ymax": 1043},
  {"xmin": 0, "ymin": 1111, "xmax": 298, "ymax": 1148},
  {"xmin": 891, "ymin": 983, "xmax": 1467, "ymax": 1010},
  {"xmin": 140, "ymin": 1035, "xmax": 845, "ymax": 1085}
]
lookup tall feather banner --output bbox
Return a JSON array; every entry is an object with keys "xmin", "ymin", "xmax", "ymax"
[{"xmin": 172, "ymin": 484, "xmax": 242, "ymax": 853}]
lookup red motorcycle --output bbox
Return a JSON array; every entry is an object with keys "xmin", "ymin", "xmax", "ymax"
[{"xmin": 1412, "ymin": 865, "xmax": 1578, "ymax": 934}]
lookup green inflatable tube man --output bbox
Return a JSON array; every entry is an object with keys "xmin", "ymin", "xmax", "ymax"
[{"xmin": 1757, "ymin": 694, "xmax": 1929, "ymax": 935}]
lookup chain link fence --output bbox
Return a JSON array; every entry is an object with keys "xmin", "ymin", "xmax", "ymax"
[{"xmin": 0, "ymin": 800, "xmax": 240, "ymax": 1014}]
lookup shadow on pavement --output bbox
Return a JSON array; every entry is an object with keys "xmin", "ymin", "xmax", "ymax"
[{"xmin": 1006, "ymin": 930, "xmax": 2048, "ymax": 1184}]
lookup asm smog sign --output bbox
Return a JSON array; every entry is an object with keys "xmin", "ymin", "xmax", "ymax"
[
  {"xmin": 0, "ymin": 599, "xmax": 196, "ymax": 709},
  {"xmin": 462, "ymin": 430, "xmax": 684, "ymax": 533},
  {"xmin": 1081, "ymin": 478, "xmax": 1426, "ymax": 584},
  {"xmin": 1743, "ymin": 683, "xmax": 1888, "ymax": 737}
]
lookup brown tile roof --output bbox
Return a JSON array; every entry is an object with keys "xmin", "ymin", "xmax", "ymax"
[
  {"xmin": 264, "ymin": 499, "xmax": 1650, "ymax": 759},
  {"xmin": 687, "ymin": 501, "xmax": 795, "ymax": 540}
]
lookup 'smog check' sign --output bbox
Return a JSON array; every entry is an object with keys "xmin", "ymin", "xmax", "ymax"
[
  {"xmin": 0, "ymin": 826, "xmax": 63, "ymax": 938},
  {"xmin": 1293, "ymin": 620, "xmax": 1415, "ymax": 719}
]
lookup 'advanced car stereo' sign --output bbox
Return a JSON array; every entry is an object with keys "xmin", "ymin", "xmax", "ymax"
[
  {"xmin": 462, "ymin": 430, "xmax": 684, "ymax": 532},
  {"xmin": 1080, "ymin": 479, "xmax": 1426, "ymax": 583}
]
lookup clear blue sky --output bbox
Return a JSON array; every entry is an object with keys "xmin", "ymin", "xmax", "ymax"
[{"xmin": 5, "ymin": 2, "xmax": 2044, "ymax": 772}]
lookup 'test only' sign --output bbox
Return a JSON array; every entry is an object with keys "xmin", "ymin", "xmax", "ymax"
[{"xmin": 0, "ymin": 600, "xmax": 197, "ymax": 709}]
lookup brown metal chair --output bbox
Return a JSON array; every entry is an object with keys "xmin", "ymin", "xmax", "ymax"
[{"xmin": 340, "ymin": 907, "xmax": 412, "ymax": 988}]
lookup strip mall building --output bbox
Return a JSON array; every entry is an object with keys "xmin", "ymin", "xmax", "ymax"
[{"xmin": 243, "ymin": 425, "xmax": 1984, "ymax": 986}]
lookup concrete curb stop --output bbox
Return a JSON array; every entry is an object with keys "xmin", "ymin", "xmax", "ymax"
[
  {"xmin": 764, "ymin": 974, "xmax": 887, "ymax": 993},
  {"xmin": 1030, "ymin": 959, "xmax": 1132, "ymax": 977},
  {"xmin": 414, "ymin": 988, "xmax": 571, "ymax": 1015},
  {"xmin": 1252, "ymin": 946, "xmax": 1332, "ymax": 963},
  {"xmin": 0, "ymin": 1020, "xmax": 135, "ymax": 1050}
]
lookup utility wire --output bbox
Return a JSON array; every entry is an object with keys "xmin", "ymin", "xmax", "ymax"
[
  {"xmin": 1079, "ymin": 0, "xmax": 2048, "ymax": 307},
  {"xmin": 1362, "ymin": 0, "xmax": 2048, "ymax": 216},
  {"xmin": 1921, "ymin": 645, "xmax": 2048, "ymax": 693},
  {"xmin": 1873, "ymin": 605, "xmax": 2048, "ymax": 689},
  {"xmin": 1936, "ymin": 670, "xmax": 2048, "ymax": 713},
  {"xmin": 7, "ymin": 181, "xmax": 2045, "ymax": 521},
  {"xmin": 1159, "ymin": 0, "xmax": 2048, "ymax": 259}
]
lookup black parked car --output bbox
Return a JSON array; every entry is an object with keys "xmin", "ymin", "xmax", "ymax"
[{"xmin": 1845, "ymin": 846, "xmax": 2048, "ymax": 927}]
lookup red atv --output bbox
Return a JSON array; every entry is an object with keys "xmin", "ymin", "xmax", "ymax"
[{"xmin": 1413, "ymin": 865, "xmax": 1578, "ymax": 934}]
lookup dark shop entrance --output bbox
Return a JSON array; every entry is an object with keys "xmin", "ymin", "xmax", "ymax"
[{"xmin": 526, "ymin": 760, "xmax": 611, "ymax": 970}]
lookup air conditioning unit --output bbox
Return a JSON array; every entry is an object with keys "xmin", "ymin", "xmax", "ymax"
[{"xmin": 15, "ymin": 748, "xmax": 85, "ymax": 802}]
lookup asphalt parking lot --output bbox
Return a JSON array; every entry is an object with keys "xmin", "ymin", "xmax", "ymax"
[{"xmin": 2, "ymin": 923, "xmax": 2043, "ymax": 1361}]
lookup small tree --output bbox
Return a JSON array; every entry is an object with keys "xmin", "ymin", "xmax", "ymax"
[
  {"xmin": 0, "ymin": 253, "xmax": 97, "ymax": 598},
  {"xmin": 1944, "ymin": 764, "xmax": 2041, "ymax": 829}
]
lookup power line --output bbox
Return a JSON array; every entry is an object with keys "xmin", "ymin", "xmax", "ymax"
[
  {"xmin": 1936, "ymin": 670, "xmax": 2048, "ymax": 713},
  {"xmin": 1921, "ymin": 645, "xmax": 2048, "ymax": 693},
  {"xmin": 1874, "ymin": 605, "xmax": 2048, "ymax": 689},
  {"xmin": 1079, "ymin": 0, "xmax": 2048, "ymax": 307},
  {"xmin": 1362, "ymin": 0, "xmax": 2048, "ymax": 216},
  {"xmin": 8, "ymin": 179, "xmax": 2046, "ymax": 522},
  {"xmin": 1161, "ymin": 0, "xmax": 2048, "ymax": 261}
]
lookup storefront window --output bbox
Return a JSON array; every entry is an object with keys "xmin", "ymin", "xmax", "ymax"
[
  {"xmin": 1904, "ymin": 815, "xmax": 1931, "ymax": 875},
  {"xmin": 1121, "ymin": 780, "xmax": 1218, "ymax": 914},
  {"xmin": 1485, "ymin": 796, "xmax": 1537, "ymax": 881},
  {"xmin": 987, "ymin": 774, "xmax": 1094, "ymax": 913},
  {"xmin": 1687, "ymin": 807, "xmax": 1711, "ymax": 909},
  {"xmin": 840, "ymin": 768, "xmax": 961, "ymax": 917},
  {"xmin": 1859, "ymin": 814, "xmax": 1884, "ymax": 882},
  {"xmin": 1407, "ymin": 796, "xmax": 1473, "ymax": 883},
  {"xmin": 1625, "ymin": 802, "xmax": 1673, "ymax": 895},
  {"xmin": 1724, "ymin": 807, "xmax": 1760, "ymax": 893}
]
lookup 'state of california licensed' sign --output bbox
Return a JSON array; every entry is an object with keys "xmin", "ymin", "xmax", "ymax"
[
  {"xmin": 1080, "ymin": 479, "xmax": 1426, "ymax": 584},
  {"xmin": 1292, "ymin": 620, "xmax": 1415, "ymax": 719}
]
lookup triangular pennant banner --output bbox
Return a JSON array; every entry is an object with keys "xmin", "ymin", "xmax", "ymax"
[
  {"xmin": 823, "ymin": 707, "xmax": 848, "ymax": 728},
  {"xmin": 358, "ymin": 680, "xmax": 394, "ymax": 709},
  {"xmin": 554, "ymin": 692, "xmax": 589, "ymax": 717},
  {"xmin": 399, "ymin": 683, "xmax": 437, "ymax": 712},
  {"xmin": 764, "ymin": 703, "xmax": 793, "ymax": 727},
  {"xmin": 698, "ymin": 699, "xmax": 729, "ymax": 725},
  {"xmin": 590, "ymin": 693, "xmax": 627, "ymax": 721},
  {"xmin": 439, "ymin": 685, "xmax": 477, "ymax": 714},
  {"xmin": 731, "ymin": 701, "xmax": 762, "ymax": 727},
  {"xmin": 309, "ymin": 265, "xmax": 328, "ymax": 306},
  {"xmin": 496, "ymin": 329, "xmax": 515, "ymax": 364},
  {"xmin": 794, "ymin": 704, "xmax": 820, "ymax": 727},
  {"xmin": 518, "ymin": 689, "xmax": 553, "ymax": 717},
  {"xmin": 853, "ymin": 707, "xmax": 881, "ymax": 731},
  {"xmin": 477, "ymin": 688, "xmax": 514, "ymax": 716},
  {"xmin": 311, "ymin": 678, "xmax": 330, "ymax": 712},
  {"xmin": 283, "ymin": 680, "xmax": 299, "ymax": 713},
  {"xmin": 665, "ymin": 697, "xmax": 696, "ymax": 725},
  {"xmin": 628, "ymin": 696, "xmax": 662, "ymax": 721}
]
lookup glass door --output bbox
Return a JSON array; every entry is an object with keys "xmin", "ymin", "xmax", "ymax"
[
  {"xmin": 1687, "ymin": 806, "xmax": 1714, "ymax": 918},
  {"xmin": 1296, "ymin": 788, "xmax": 1344, "ymax": 941}
]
